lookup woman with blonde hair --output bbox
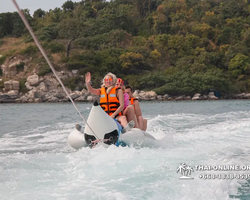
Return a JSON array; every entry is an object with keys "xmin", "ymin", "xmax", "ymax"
[{"xmin": 83, "ymin": 72, "xmax": 134, "ymax": 132}]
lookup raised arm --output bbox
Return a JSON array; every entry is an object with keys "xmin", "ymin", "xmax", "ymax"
[
  {"xmin": 85, "ymin": 72, "xmax": 100, "ymax": 96},
  {"xmin": 110, "ymin": 89, "xmax": 124, "ymax": 118}
]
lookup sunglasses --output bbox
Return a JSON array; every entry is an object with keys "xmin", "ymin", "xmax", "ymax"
[{"xmin": 104, "ymin": 78, "xmax": 113, "ymax": 82}]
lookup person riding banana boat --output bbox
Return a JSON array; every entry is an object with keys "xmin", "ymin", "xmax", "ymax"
[
  {"xmin": 125, "ymin": 85, "xmax": 147, "ymax": 131},
  {"xmin": 76, "ymin": 72, "xmax": 134, "ymax": 133},
  {"xmin": 116, "ymin": 78, "xmax": 139, "ymax": 129}
]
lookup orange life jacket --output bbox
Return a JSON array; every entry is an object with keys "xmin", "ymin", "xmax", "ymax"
[
  {"xmin": 100, "ymin": 87, "xmax": 122, "ymax": 116},
  {"xmin": 129, "ymin": 97, "xmax": 138, "ymax": 109}
]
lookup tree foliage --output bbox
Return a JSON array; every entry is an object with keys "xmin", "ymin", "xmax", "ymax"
[
  {"xmin": 62, "ymin": 1, "xmax": 75, "ymax": 11},
  {"xmin": 0, "ymin": 10, "xmax": 31, "ymax": 38},
  {"xmin": 33, "ymin": 9, "xmax": 46, "ymax": 18},
  {"xmin": 2, "ymin": 0, "xmax": 250, "ymax": 95}
]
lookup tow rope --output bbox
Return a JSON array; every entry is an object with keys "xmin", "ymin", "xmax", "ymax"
[{"xmin": 12, "ymin": 0, "xmax": 100, "ymax": 141}]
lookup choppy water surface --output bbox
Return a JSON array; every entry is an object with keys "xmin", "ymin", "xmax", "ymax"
[{"xmin": 1, "ymin": 100, "xmax": 250, "ymax": 200}]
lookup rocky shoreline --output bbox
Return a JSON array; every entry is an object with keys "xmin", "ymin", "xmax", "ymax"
[
  {"xmin": 1, "ymin": 56, "xmax": 250, "ymax": 103},
  {"xmin": 1, "ymin": 75, "xmax": 250, "ymax": 103}
]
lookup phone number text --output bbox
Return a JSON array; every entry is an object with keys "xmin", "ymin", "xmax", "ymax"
[{"xmin": 199, "ymin": 173, "xmax": 250, "ymax": 180}]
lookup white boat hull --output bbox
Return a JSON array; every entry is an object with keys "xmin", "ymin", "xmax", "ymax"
[{"xmin": 67, "ymin": 102, "xmax": 158, "ymax": 149}]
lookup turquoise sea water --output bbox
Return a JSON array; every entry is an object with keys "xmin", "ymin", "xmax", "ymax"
[{"xmin": 1, "ymin": 100, "xmax": 250, "ymax": 200}]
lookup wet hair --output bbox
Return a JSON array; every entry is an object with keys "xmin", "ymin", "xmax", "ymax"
[{"xmin": 125, "ymin": 85, "xmax": 133, "ymax": 92}]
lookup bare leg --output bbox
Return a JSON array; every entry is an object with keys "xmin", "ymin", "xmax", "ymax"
[
  {"xmin": 116, "ymin": 115, "xmax": 128, "ymax": 128},
  {"xmin": 123, "ymin": 105, "xmax": 139, "ymax": 128},
  {"xmin": 137, "ymin": 116, "xmax": 144, "ymax": 130},
  {"xmin": 142, "ymin": 118, "xmax": 147, "ymax": 131}
]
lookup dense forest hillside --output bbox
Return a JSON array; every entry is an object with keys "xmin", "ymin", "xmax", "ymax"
[{"xmin": 1, "ymin": 0, "xmax": 250, "ymax": 96}]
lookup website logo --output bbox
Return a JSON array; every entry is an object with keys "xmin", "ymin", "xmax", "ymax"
[{"xmin": 177, "ymin": 163, "xmax": 194, "ymax": 180}]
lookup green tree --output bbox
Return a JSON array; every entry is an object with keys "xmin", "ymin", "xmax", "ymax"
[
  {"xmin": 119, "ymin": 52, "xmax": 150, "ymax": 74},
  {"xmin": 33, "ymin": 9, "xmax": 46, "ymax": 18},
  {"xmin": 62, "ymin": 1, "xmax": 75, "ymax": 11},
  {"xmin": 228, "ymin": 53, "xmax": 250, "ymax": 78},
  {"xmin": 0, "ymin": 13, "xmax": 13, "ymax": 37}
]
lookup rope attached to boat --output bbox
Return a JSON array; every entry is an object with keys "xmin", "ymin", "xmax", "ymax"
[
  {"xmin": 90, "ymin": 138, "xmax": 111, "ymax": 148},
  {"xmin": 12, "ymin": 0, "xmax": 99, "ymax": 140}
]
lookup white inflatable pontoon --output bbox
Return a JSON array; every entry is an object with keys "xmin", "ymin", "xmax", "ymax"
[{"xmin": 68, "ymin": 101, "xmax": 159, "ymax": 149}]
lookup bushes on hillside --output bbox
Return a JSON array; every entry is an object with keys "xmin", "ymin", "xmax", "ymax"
[
  {"xmin": 20, "ymin": 45, "xmax": 38, "ymax": 55},
  {"xmin": 19, "ymin": 79, "xmax": 29, "ymax": 93},
  {"xmin": 0, "ymin": 55, "xmax": 6, "ymax": 65},
  {"xmin": 47, "ymin": 43, "xmax": 65, "ymax": 53},
  {"xmin": 3, "ymin": 0, "xmax": 250, "ymax": 95},
  {"xmin": 15, "ymin": 62, "xmax": 25, "ymax": 73},
  {"xmin": 0, "ymin": 80, "xmax": 4, "ymax": 89},
  {"xmin": 152, "ymin": 68, "xmax": 233, "ymax": 96},
  {"xmin": 38, "ymin": 64, "xmax": 52, "ymax": 76},
  {"xmin": 37, "ymin": 24, "xmax": 58, "ymax": 42},
  {"xmin": 62, "ymin": 76, "xmax": 85, "ymax": 91}
]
